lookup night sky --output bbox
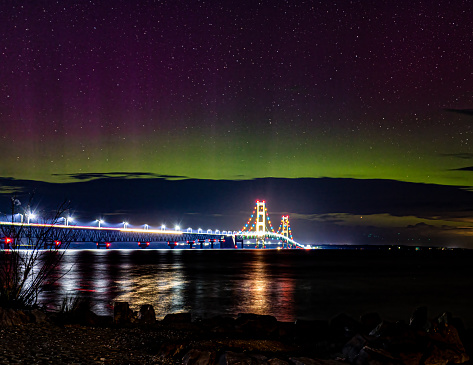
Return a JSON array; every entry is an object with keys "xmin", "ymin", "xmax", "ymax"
[{"xmin": 1, "ymin": 1, "xmax": 473, "ymax": 247}]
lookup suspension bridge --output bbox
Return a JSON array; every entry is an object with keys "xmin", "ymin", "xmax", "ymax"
[{"xmin": 0, "ymin": 200, "xmax": 305, "ymax": 249}]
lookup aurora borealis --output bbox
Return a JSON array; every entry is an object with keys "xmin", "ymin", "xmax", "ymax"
[{"xmin": 1, "ymin": 1, "xmax": 473, "ymax": 246}]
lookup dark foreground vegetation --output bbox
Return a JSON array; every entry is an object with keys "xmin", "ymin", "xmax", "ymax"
[{"xmin": 0, "ymin": 302, "xmax": 471, "ymax": 364}]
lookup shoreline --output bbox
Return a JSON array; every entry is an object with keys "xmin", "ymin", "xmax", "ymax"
[{"xmin": 1, "ymin": 303, "xmax": 471, "ymax": 364}]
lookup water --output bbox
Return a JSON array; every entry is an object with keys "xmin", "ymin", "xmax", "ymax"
[{"xmin": 41, "ymin": 249, "xmax": 473, "ymax": 326}]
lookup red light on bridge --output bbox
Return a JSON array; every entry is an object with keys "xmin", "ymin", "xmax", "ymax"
[
  {"xmin": 4, "ymin": 237, "xmax": 12, "ymax": 244},
  {"xmin": 54, "ymin": 240, "xmax": 61, "ymax": 247},
  {"xmin": 105, "ymin": 242, "xmax": 111, "ymax": 248},
  {"xmin": 146, "ymin": 242, "xmax": 150, "ymax": 246}
]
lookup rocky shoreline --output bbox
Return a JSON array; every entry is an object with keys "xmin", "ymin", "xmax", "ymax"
[{"xmin": 0, "ymin": 303, "xmax": 472, "ymax": 364}]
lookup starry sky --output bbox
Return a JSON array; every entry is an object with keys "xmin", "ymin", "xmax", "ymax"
[{"xmin": 1, "ymin": 1, "xmax": 473, "ymax": 246}]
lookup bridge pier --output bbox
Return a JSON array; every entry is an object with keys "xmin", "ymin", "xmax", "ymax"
[
  {"xmin": 187, "ymin": 240, "xmax": 194, "ymax": 249},
  {"xmin": 198, "ymin": 239, "xmax": 205, "ymax": 249},
  {"xmin": 234, "ymin": 236, "xmax": 244, "ymax": 249}
]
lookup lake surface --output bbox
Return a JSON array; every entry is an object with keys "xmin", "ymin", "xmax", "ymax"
[{"xmin": 41, "ymin": 248, "xmax": 473, "ymax": 326}]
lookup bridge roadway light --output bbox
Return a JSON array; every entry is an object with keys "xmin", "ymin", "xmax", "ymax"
[
  {"xmin": 15, "ymin": 213, "xmax": 24, "ymax": 223},
  {"xmin": 198, "ymin": 228, "xmax": 202, "ymax": 233},
  {"xmin": 96, "ymin": 219, "xmax": 104, "ymax": 228},
  {"xmin": 26, "ymin": 212, "xmax": 36, "ymax": 224},
  {"xmin": 144, "ymin": 224, "xmax": 149, "ymax": 230},
  {"xmin": 175, "ymin": 225, "xmax": 180, "ymax": 231},
  {"xmin": 60, "ymin": 216, "xmax": 72, "ymax": 226},
  {"xmin": 123, "ymin": 222, "xmax": 129, "ymax": 229},
  {"xmin": 161, "ymin": 225, "xmax": 166, "ymax": 231}
]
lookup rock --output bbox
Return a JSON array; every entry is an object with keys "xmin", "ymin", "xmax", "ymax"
[
  {"xmin": 369, "ymin": 321, "xmax": 394, "ymax": 337},
  {"xmin": 183, "ymin": 349, "xmax": 216, "ymax": 365},
  {"xmin": 342, "ymin": 334, "xmax": 367, "ymax": 363},
  {"xmin": 375, "ymin": 321, "xmax": 422, "ymax": 354},
  {"xmin": 398, "ymin": 352, "xmax": 424, "ymax": 365},
  {"xmin": 360, "ymin": 313, "xmax": 381, "ymax": 334},
  {"xmin": 158, "ymin": 342, "xmax": 186, "ymax": 358},
  {"xmin": 162, "ymin": 312, "xmax": 192, "ymax": 324},
  {"xmin": 268, "ymin": 358, "xmax": 290, "ymax": 365},
  {"xmin": 219, "ymin": 351, "xmax": 267, "ymax": 365},
  {"xmin": 200, "ymin": 316, "xmax": 236, "ymax": 334},
  {"xmin": 139, "ymin": 304, "xmax": 156, "ymax": 324},
  {"xmin": 79, "ymin": 308, "xmax": 101, "ymax": 326},
  {"xmin": 330, "ymin": 313, "xmax": 361, "ymax": 341},
  {"xmin": 113, "ymin": 301, "xmax": 134, "ymax": 325},
  {"xmin": 423, "ymin": 345, "xmax": 469, "ymax": 365},
  {"xmin": 294, "ymin": 319, "xmax": 329, "ymax": 342},
  {"xmin": 355, "ymin": 346, "xmax": 401, "ymax": 365},
  {"xmin": 425, "ymin": 322, "xmax": 469, "ymax": 364},
  {"xmin": 236, "ymin": 313, "xmax": 279, "ymax": 338},
  {"xmin": 290, "ymin": 357, "xmax": 346, "ymax": 365},
  {"xmin": 277, "ymin": 321, "xmax": 296, "ymax": 340},
  {"xmin": 436, "ymin": 312, "xmax": 466, "ymax": 342},
  {"xmin": 409, "ymin": 306, "xmax": 430, "ymax": 331},
  {"xmin": 29, "ymin": 309, "xmax": 48, "ymax": 324}
]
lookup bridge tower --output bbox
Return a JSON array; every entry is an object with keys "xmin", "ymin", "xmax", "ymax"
[
  {"xmin": 255, "ymin": 200, "xmax": 266, "ymax": 247},
  {"xmin": 241, "ymin": 200, "xmax": 276, "ymax": 248},
  {"xmin": 280, "ymin": 215, "xmax": 289, "ymax": 238},
  {"xmin": 255, "ymin": 200, "xmax": 266, "ymax": 235},
  {"xmin": 278, "ymin": 215, "xmax": 294, "ymax": 248}
]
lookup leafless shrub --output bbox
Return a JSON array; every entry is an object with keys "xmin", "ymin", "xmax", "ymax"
[{"xmin": 0, "ymin": 197, "xmax": 74, "ymax": 308}]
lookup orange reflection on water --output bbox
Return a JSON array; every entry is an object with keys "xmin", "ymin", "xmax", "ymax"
[
  {"xmin": 238, "ymin": 252, "xmax": 269, "ymax": 315},
  {"xmin": 234, "ymin": 251, "xmax": 296, "ymax": 321},
  {"xmin": 113, "ymin": 262, "xmax": 189, "ymax": 318}
]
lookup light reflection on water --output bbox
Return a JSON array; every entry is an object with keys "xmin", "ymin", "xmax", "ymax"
[
  {"xmin": 40, "ymin": 249, "xmax": 473, "ymax": 325},
  {"xmin": 41, "ymin": 249, "xmax": 297, "ymax": 320},
  {"xmin": 113, "ymin": 251, "xmax": 189, "ymax": 315}
]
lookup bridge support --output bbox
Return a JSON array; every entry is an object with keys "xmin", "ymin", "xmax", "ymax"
[
  {"xmin": 210, "ymin": 239, "xmax": 218, "ymax": 249},
  {"xmin": 255, "ymin": 200, "xmax": 266, "ymax": 247},
  {"xmin": 235, "ymin": 236, "xmax": 244, "ymax": 249}
]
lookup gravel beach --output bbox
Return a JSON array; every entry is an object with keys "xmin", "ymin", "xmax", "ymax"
[{"xmin": 0, "ymin": 323, "xmax": 179, "ymax": 364}]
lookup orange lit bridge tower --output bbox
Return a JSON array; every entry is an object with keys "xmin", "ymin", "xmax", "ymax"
[
  {"xmin": 277, "ymin": 215, "xmax": 294, "ymax": 248},
  {"xmin": 240, "ymin": 200, "xmax": 276, "ymax": 247}
]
